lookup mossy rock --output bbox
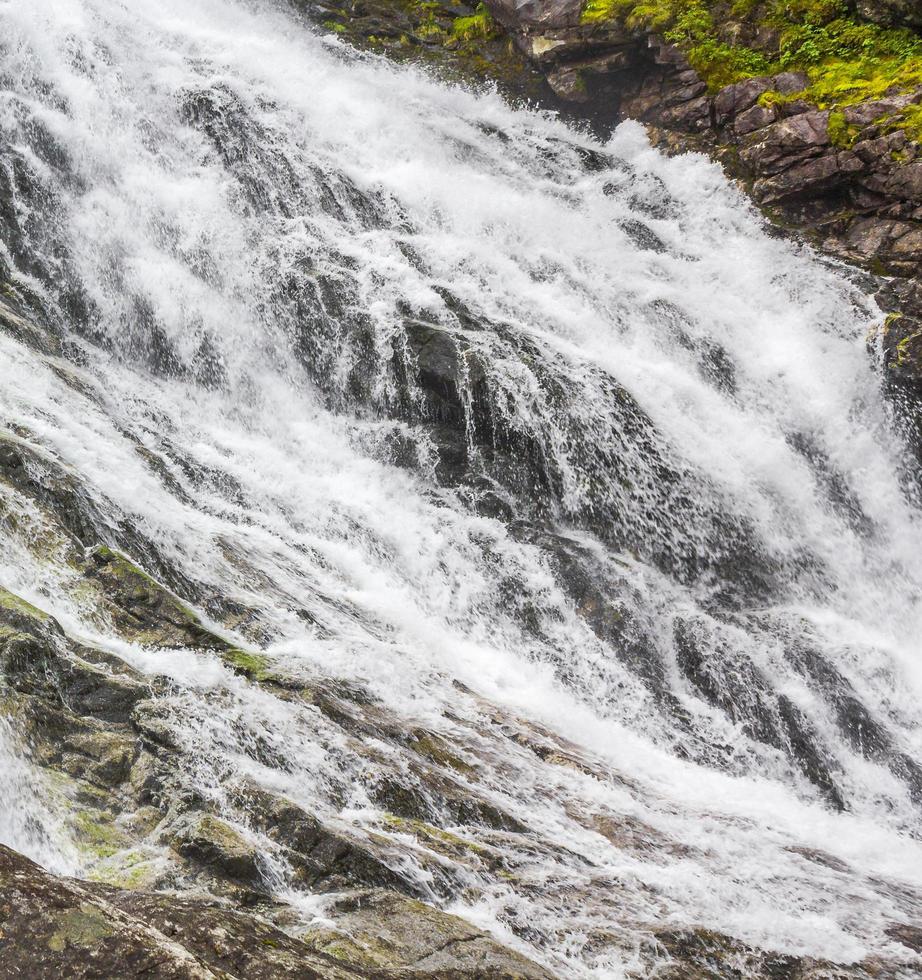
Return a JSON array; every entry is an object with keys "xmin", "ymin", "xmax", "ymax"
[
  {"xmin": 170, "ymin": 812, "xmax": 262, "ymax": 885},
  {"xmin": 0, "ymin": 843, "xmax": 379, "ymax": 978},
  {"xmin": 380, "ymin": 813, "xmax": 490, "ymax": 864},
  {"xmin": 87, "ymin": 848, "xmax": 170, "ymax": 891},
  {"xmin": 577, "ymin": 0, "xmax": 922, "ymax": 121},
  {"xmin": 71, "ymin": 808, "xmax": 133, "ymax": 860},
  {"xmin": 82, "ymin": 545, "xmax": 231, "ymax": 650},
  {"xmin": 301, "ymin": 889, "xmax": 554, "ymax": 978}
]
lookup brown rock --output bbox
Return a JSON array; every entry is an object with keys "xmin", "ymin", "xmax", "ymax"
[
  {"xmin": 885, "ymin": 161, "xmax": 922, "ymax": 200},
  {"xmin": 0, "ymin": 844, "xmax": 217, "ymax": 979},
  {"xmin": 714, "ymin": 76, "xmax": 773, "ymax": 126},
  {"xmin": 753, "ymin": 153, "xmax": 842, "ymax": 203},
  {"xmin": 734, "ymin": 103, "xmax": 777, "ymax": 135}
]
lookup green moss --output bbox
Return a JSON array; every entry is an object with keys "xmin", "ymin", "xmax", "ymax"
[
  {"xmin": 0, "ymin": 586, "xmax": 50, "ymax": 623},
  {"xmin": 48, "ymin": 904, "xmax": 116, "ymax": 952},
  {"xmin": 892, "ymin": 102, "xmax": 922, "ymax": 142},
  {"xmin": 87, "ymin": 848, "xmax": 161, "ymax": 889},
  {"xmin": 827, "ymin": 107, "xmax": 860, "ymax": 147},
  {"xmin": 896, "ymin": 330, "xmax": 922, "ymax": 367},
  {"xmin": 452, "ymin": 3, "xmax": 498, "ymax": 43},
  {"xmin": 381, "ymin": 813, "xmax": 487, "ymax": 859},
  {"xmin": 758, "ymin": 88, "xmax": 799, "ymax": 107},
  {"xmin": 685, "ymin": 38, "xmax": 774, "ymax": 91},
  {"xmin": 407, "ymin": 729, "xmax": 474, "ymax": 775},
  {"xmin": 301, "ymin": 929, "xmax": 389, "ymax": 967},
  {"xmin": 323, "ymin": 19, "xmax": 347, "ymax": 33},
  {"xmin": 72, "ymin": 809, "xmax": 130, "ymax": 859},
  {"xmin": 578, "ymin": 0, "xmax": 922, "ymax": 133},
  {"xmin": 221, "ymin": 647, "xmax": 272, "ymax": 681}
]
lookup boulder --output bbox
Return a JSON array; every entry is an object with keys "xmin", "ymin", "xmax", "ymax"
[{"xmin": 301, "ymin": 888, "xmax": 554, "ymax": 978}]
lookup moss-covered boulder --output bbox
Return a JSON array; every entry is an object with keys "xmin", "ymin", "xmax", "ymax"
[{"xmin": 170, "ymin": 812, "xmax": 263, "ymax": 886}]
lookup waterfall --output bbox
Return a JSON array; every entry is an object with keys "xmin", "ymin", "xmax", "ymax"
[{"xmin": 1, "ymin": 0, "xmax": 921, "ymax": 974}]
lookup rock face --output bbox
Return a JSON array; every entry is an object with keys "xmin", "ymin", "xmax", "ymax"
[
  {"xmin": 2, "ymin": 8, "xmax": 922, "ymax": 976},
  {"xmin": 856, "ymin": 0, "xmax": 922, "ymax": 29},
  {"xmin": 292, "ymin": 0, "xmax": 548, "ymax": 100},
  {"xmin": 479, "ymin": 0, "xmax": 922, "ymax": 394}
]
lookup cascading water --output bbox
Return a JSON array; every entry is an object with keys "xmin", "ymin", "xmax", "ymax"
[{"xmin": 1, "ymin": 0, "xmax": 922, "ymax": 974}]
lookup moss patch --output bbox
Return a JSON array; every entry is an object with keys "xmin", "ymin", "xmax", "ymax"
[
  {"xmin": 87, "ymin": 848, "xmax": 163, "ymax": 889},
  {"xmin": 47, "ymin": 904, "xmax": 116, "ymax": 952},
  {"xmin": 827, "ymin": 107, "xmax": 860, "ymax": 146},
  {"xmin": 406, "ymin": 728, "xmax": 475, "ymax": 775},
  {"xmin": 580, "ymin": 0, "xmax": 922, "ymax": 131},
  {"xmin": 452, "ymin": 3, "xmax": 499, "ymax": 43},
  {"xmin": 381, "ymin": 813, "xmax": 487, "ymax": 861},
  {"xmin": 221, "ymin": 647, "xmax": 272, "ymax": 681},
  {"xmin": 303, "ymin": 0, "xmax": 544, "ymax": 99},
  {"xmin": 0, "ymin": 586, "xmax": 51, "ymax": 624},
  {"xmin": 71, "ymin": 809, "xmax": 131, "ymax": 860}
]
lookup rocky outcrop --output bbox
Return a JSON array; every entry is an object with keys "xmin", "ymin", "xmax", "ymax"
[
  {"xmin": 0, "ymin": 575, "xmax": 554, "ymax": 976},
  {"xmin": 0, "ymin": 838, "xmax": 556, "ymax": 980},
  {"xmin": 292, "ymin": 0, "xmax": 548, "ymax": 99},
  {"xmin": 0, "ymin": 843, "xmax": 383, "ymax": 979},
  {"xmin": 857, "ymin": 0, "xmax": 922, "ymax": 30}
]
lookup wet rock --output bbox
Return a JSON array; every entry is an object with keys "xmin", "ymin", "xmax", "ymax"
[
  {"xmin": 302, "ymin": 888, "xmax": 554, "ymax": 978},
  {"xmin": 0, "ymin": 434, "xmax": 108, "ymax": 548},
  {"xmin": 881, "ymin": 311, "xmax": 922, "ymax": 385},
  {"xmin": 108, "ymin": 889, "xmax": 371, "ymax": 979},
  {"xmin": 170, "ymin": 812, "xmax": 262, "ymax": 886},
  {"xmin": 674, "ymin": 615, "xmax": 846, "ymax": 809},
  {"xmin": 652, "ymin": 926, "xmax": 875, "ymax": 978},
  {"xmin": 476, "ymin": 1, "xmax": 922, "ymax": 394},
  {"xmin": 62, "ymin": 729, "xmax": 137, "ymax": 787},
  {"xmin": 82, "ymin": 545, "xmax": 230, "ymax": 650},
  {"xmin": 0, "ymin": 586, "xmax": 149, "ymax": 731},
  {"xmin": 246, "ymin": 791, "xmax": 430, "ymax": 897},
  {"xmin": 886, "ymin": 923, "xmax": 922, "ymax": 953},
  {"xmin": 293, "ymin": 0, "xmax": 546, "ymax": 101}
]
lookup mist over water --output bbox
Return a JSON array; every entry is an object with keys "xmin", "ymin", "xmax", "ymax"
[{"xmin": 2, "ymin": 0, "xmax": 922, "ymax": 974}]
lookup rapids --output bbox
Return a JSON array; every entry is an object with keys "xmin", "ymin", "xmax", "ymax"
[{"xmin": 1, "ymin": 0, "xmax": 922, "ymax": 974}]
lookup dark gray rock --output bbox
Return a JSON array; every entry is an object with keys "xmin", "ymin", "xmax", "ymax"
[{"xmin": 855, "ymin": 0, "xmax": 922, "ymax": 29}]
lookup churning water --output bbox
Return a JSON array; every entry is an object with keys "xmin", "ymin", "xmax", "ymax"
[{"xmin": 2, "ymin": 0, "xmax": 922, "ymax": 974}]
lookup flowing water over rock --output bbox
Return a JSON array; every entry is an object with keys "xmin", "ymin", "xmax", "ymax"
[{"xmin": 1, "ymin": 0, "xmax": 922, "ymax": 976}]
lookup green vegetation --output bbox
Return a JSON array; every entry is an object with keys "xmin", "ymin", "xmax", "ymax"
[
  {"xmin": 452, "ymin": 3, "xmax": 499, "ymax": 42},
  {"xmin": 580, "ymin": 0, "xmax": 922, "ymax": 138},
  {"xmin": 0, "ymin": 585, "xmax": 50, "ymax": 623},
  {"xmin": 72, "ymin": 809, "xmax": 130, "ymax": 859},
  {"xmin": 827, "ymin": 106, "xmax": 860, "ymax": 146},
  {"xmin": 222, "ymin": 647, "xmax": 272, "ymax": 681}
]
